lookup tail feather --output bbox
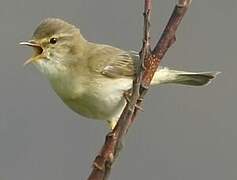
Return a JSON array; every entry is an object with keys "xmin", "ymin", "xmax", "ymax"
[
  {"xmin": 174, "ymin": 72, "xmax": 219, "ymax": 86},
  {"xmin": 151, "ymin": 67, "xmax": 220, "ymax": 86}
]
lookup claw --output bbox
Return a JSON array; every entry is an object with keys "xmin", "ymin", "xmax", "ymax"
[{"xmin": 135, "ymin": 104, "xmax": 144, "ymax": 111}]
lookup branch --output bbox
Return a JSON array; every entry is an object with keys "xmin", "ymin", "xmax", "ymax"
[{"xmin": 87, "ymin": 0, "xmax": 192, "ymax": 179}]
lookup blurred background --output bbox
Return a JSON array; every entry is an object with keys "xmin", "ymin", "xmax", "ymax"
[{"xmin": 0, "ymin": 0, "xmax": 236, "ymax": 180}]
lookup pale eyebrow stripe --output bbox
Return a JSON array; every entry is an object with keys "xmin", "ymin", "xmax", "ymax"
[{"xmin": 57, "ymin": 33, "xmax": 74, "ymax": 39}]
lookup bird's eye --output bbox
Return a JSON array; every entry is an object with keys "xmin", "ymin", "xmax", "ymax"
[{"xmin": 49, "ymin": 37, "xmax": 57, "ymax": 44}]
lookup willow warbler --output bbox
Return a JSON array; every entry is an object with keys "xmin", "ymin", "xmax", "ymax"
[{"xmin": 20, "ymin": 18, "xmax": 219, "ymax": 129}]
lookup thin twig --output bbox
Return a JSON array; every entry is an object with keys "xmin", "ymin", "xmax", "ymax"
[{"xmin": 87, "ymin": 0, "xmax": 192, "ymax": 179}]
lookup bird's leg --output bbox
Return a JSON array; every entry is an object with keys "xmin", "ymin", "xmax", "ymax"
[
  {"xmin": 123, "ymin": 90, "xmax": 144, "ymax": 111},
  {"xmin": 123, "ymin": 90, "xmax": 132, "ymax": 103}
]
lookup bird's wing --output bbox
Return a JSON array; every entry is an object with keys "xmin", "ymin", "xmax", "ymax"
[
  {"xmin": 100, "ymin": 51, "xmax": 137, "ymax": 78},
  {"xmin": 100, "ymin": 50, "xmax": 165, "ymax": 78},
  {"xmin": 88, "ymin": 45, "xmax": 137, "ymax": 78}
]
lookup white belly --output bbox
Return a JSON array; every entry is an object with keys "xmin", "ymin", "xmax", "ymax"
[{"xmin": 51, "ymin": 76, "xmax": 132, "ymax": 122}]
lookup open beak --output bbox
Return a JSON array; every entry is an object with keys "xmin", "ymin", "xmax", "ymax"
[{"xmin": 20, "ymin": 40, "xmax": 43, "ymax": 66}]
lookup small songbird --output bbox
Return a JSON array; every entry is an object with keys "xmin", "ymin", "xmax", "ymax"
[{"xmin": 20, "ymin": 18, "xmax": 219, "ymax": 129}]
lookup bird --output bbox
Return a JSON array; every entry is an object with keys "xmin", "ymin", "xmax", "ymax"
[{"xmin": 20, "ymin": 18, "xmax": 219, "ymax": 129}]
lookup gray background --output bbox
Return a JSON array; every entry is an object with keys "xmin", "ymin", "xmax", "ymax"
[{"xmin": 0, "ymin": 0, "xmax": 236, "ymax": 180}]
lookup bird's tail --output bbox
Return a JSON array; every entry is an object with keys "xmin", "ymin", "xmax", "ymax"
[{"xmin": 151, "ymin": 67, "xmax": 220, "ymax": 86}]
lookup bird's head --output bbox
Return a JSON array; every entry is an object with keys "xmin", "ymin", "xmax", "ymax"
[{"xmin": 20, "ymin": 18, "xmax": 87, "ymax": 74}]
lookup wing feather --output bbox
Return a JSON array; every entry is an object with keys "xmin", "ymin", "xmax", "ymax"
[{"xmin": 88, "ymin": 44, "xmax": 137, "ymax": 78}]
